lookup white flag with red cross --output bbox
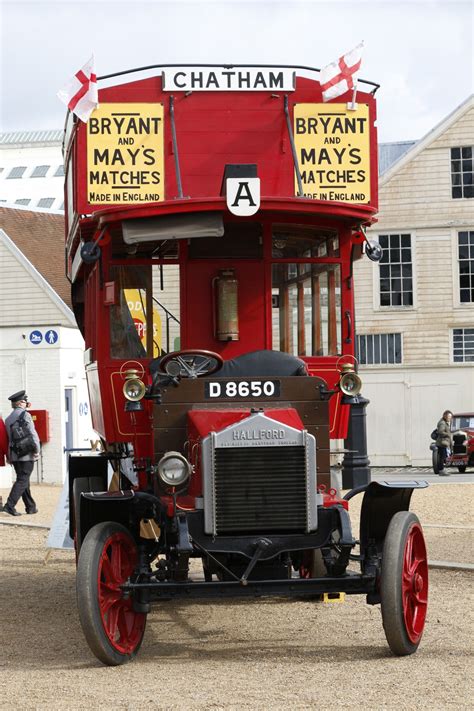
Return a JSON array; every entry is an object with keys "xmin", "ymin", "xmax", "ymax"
[
  {"xmin": 319, "ymin": 43, "xmax": 364, "ymax": 102},
  {"xmin": 57, "ymin": 55, "xmax": 99, "ymax": 122}
]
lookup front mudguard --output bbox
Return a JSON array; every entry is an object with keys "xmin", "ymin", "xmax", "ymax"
[
  {"xmin": 358, "ymin": 480, "xmax": 428, "ymax": 556},
  {"xmin": 78, "ymin": 490, "xmax": 165, "ymax": 550},
  {"xmin": 345, "ymin": 480, "xmax": 428, "ymax": 604}
]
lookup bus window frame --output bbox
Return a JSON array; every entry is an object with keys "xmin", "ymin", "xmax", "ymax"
[{"xmin": 105, "ymin": 215, "xmax": 353, "ymax": 361}]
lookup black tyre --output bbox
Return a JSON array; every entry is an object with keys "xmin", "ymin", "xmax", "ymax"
[
  {"xmin": 457, "ymin": 466, "xmax": 467, "ymax": 473},
  {"xmin": 432, "ymin": 447, "xmax": 441, "ymax": 475},
  {"xmin": 380, "ymin": 511, "xmax": 428, "ymax": 656},
  {"xmin": 77, "ymin": 521, "xmax": 147, "ymax": 666}
]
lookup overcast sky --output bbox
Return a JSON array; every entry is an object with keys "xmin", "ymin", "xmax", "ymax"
[{"xmin": 1, "ymin": 0, "xmax": 472, "ymax": 142}]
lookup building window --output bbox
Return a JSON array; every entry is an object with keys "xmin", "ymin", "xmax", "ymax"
[
  {"xmin": 378, "ymin": 234, "xmax": 413, "ymax": 306},
  {"xmin": 14, "ymin": 198, "xmax": 31, "ymax": 205},
  {"xmin": 458, "ymin": 230, "xmax": 474, "ymax": 303},
  {"xmin": 356, "ymin": 333, "xmax": 402, "ymax": 365},
  {"xmin": 37, "ymin": 197, "xmax": 55, "ymax": 208},
  {"xmin": 451, "ymin": 147, "xmax": 473, "ymax": 199},
  {"xmin": 453, "ymin": 328, "xmax": 474, "ymax": 362},
  {"xmin": 31, "ymin": 165, "xmax": 50, "ymax": 178},
  {"xmin": 55, "ymin": 165, "xmax": 65, "ymax": 177},
  {"xmin": 7, "ymin": 166, "xmax": 26, "ymax": 179}
]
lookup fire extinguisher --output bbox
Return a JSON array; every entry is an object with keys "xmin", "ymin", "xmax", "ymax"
[{"xmin": 213, "ymin": 269, "xmax": 239, "ymax": 341}]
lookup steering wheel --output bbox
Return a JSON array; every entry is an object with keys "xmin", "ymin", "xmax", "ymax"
[{"xmin": 158, "ymin": 349, "xmax": 224, "ymax": 379}]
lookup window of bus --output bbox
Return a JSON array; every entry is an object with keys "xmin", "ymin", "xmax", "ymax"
[
  {"xmin": 271, "ymin": 225, "xmax": 342, "ymax": 356},
  {"xmin": 109, "ymin": 264, "xmax": 180, "ymax": 359}
]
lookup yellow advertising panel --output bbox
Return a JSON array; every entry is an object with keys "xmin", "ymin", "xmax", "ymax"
[
  {"xmin": 87, "ymin": 103, "xmax": 164, "ymax": 205},
  {"xmin": 294, "ymin": 104, "xmax": 370, "ymax": 203},
  {"xmin": 124, "ymin": 289, "xmax": 162, "ymax": 357}
]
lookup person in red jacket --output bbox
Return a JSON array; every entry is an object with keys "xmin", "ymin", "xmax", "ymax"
[{"xmin": 0, "ymin": 416, "xmax": 8, "ymax": 467}]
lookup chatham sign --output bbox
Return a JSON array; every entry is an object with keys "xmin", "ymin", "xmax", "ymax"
[{"xmin": 162, "ymin": 67, "xmax": 296, "ymax": 92}]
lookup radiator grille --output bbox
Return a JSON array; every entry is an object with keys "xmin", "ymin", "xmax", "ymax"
[{"xmin": 214, "ymin": 446, "xmax": 307, "ymax": 533}]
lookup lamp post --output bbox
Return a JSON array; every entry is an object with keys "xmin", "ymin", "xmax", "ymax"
[{"xmin": 342, "ymin": 394, "xmax": 371, "ymax": 489}]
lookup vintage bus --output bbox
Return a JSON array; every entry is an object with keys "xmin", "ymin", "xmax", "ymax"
[{"xmin": 63, "ymin": 64, "xmax": 428, "ymax": 665}]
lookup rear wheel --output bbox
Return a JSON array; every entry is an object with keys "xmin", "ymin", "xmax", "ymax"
[
  {"xmin": 432, "ymin": 448, "xmax": 441, "ymax": 474},
  {"xmin": 299, "ymin": 549, "xmax": 326, "ymax": 578},
  {"xmin": 380, "ymin": 511, "xmax": 428, "ymax": 656},
  {"xmin": 77, "ymin": 521, "xmax": 147, "ymax": 665}
]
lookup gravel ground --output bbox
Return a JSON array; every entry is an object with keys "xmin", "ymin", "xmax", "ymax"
[{"xmin": 0, "ymin": 483, "xmax": 472, "ymax": 710}]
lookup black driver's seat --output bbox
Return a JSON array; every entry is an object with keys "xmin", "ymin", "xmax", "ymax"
[{"xmin": 216, "ymin": 350, "xmax": 309, "ymax": 378}]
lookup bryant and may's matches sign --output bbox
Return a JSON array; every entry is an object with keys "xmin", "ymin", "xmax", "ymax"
[
  {"xmin": 294, "ymin": 104, "xmax": 371, "ymax": 203},
  {"xmin": 85, "ymin": 101, "xmax": 370, "ymax": 206},
  {"xmin": 87, "ymin": 103, "xmax": 164, "ymax": 204}
]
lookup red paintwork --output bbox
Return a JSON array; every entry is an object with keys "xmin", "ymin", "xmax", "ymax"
[
  {"xmin": 446, "ymin": 412, "xmax": 474, "ymax": 469},
  {"xmin": 71, "ymin": 75, "xmax": 377, "ymax": 217},
  {"xmin": 65, "ymin": 67, "xmax": 378, "ymax": 452},
  {"xmin": 185, "ymin": 407, "xmax": 304, "ymax": 503},
  {"xmin": 401, "ymin": 523, "xmax": 428, "ymax": 644},
  {"xmin": 188, "ymin": 407, "xmax": 303, "ymax": 439},
  {"xmin": 317, "ymin": 484, "xmax": 349, "ymax": 511},
  {"xmin": 97, "ymin": 531, "xmax": 146, "ymax": 654}
]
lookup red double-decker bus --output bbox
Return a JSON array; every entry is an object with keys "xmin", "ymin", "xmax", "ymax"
[{"xmin": 64, "ymin": 64, "xmax": 428, "ymax": 665}]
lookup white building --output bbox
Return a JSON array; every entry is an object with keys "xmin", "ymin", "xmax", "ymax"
[
  {"xmin": 355, "ymin": 95, "xmax": 474, "ymax": 466},
  {"xmin": 0, "ymin": 130, "xmax": 64, "ymax": 211},
  {"xmin": 0, "ymin": 207, "xmax": 95, "ymax": 486}
]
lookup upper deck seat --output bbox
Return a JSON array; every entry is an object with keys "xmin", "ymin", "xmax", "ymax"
[{"xmin": 216, "ymin": 350, "xmax": 308, "ymax": 378}]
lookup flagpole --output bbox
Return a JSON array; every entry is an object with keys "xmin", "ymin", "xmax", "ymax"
[{"xmin": 348, "ymin": 79, "xmax": 358, "ymax": 111}]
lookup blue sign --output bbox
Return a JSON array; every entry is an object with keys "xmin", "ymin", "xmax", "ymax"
[
  {"xmin": 29, "ymin": 330, "xmax": 43, "ymax": 345},
  {"xmin": 45, "ymin": 329, "xmax": 59, "ymax": 345},
  {"xmin": 79, "ymin": 402, "xmax": 89, "ymax": 416}
]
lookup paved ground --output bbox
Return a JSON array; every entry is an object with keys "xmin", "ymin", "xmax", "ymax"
[
  {"xmin": 0, "ymin": 479, "xmax": 472, "ymax": 709},
  {"xmin": 334, "ymin": 466, "xmax": 474, "ymax": 487},
  {"xmin": 371, "ymin": 466, "xmax": 474, "ymax": 485}
]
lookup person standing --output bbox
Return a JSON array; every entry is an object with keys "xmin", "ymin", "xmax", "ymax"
[
  {"xmin": 436, "ymin": 409, "xmax": 453, "ymax": 476},
  {"xmin": 2, "ymin": 390, "xmax": 40, "ymax": 516}
]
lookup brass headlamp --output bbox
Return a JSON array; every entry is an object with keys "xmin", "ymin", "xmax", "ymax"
[
  {"xmin": 122, "ymin": 369, "xmax": 146, "ymax": 402},
  {"xmin": 339, "ymin": 363, "xmax": 362, "ymax": 397}
]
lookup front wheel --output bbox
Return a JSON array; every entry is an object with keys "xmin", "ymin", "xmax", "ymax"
[
  {"xmin": 380, "ymin": 511, "xmax": 428, "ymax": 656},
  {"xmin": 76, "ymin": 521, "xmax": 147, "ymax": 665},
  {"xmin": 457, "ymin": 465, "xmax": 467, "ymax": 473}
]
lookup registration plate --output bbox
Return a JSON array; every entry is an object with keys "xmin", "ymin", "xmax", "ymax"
[{"xmin": 205, "ymin": 380, "xmax": 281, "ymax": 399}]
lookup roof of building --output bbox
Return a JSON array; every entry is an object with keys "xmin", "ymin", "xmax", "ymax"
[
  {"xmin": 380, "ymin": 94, "xmax": 474, "ymax": 186},
  {"xmin": 378, "ymin": 141, "xmax": 417, "ymax": 175},
  {"xmin": 0, "ymin": 207, "xmax": 71, "ymax": 307},
  {"xmin": 0, "ymin": 130, "xmax": 63, "ymax": 147}
]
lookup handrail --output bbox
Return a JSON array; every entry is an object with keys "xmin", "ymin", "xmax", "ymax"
[
  {"xmin": 153, "ymin": 297, "xmax": 180, "ymax": 354},
  {"xmin": 96, "ymin": 63, "xmax": 380, "ymax": 93}
]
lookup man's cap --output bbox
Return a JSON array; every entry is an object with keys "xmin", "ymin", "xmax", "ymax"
[{"xmin": 8, "ymin": 390, "xmax": 27, "ymax": 403}]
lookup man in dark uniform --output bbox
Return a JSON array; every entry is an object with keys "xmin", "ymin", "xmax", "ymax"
[{"xmin": 2, "ymin": 390, "xmax": 40, "ymax": 516}]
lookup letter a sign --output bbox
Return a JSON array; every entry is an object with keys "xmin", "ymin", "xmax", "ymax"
[{"xmin": 226, "ymin": 178, "xmax": 260, "ymax": 216}]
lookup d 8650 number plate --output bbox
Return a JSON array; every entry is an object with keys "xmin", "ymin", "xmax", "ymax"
[{"xmin": 205, "ymin": 380, "xmax": 281, "ymax": 399}]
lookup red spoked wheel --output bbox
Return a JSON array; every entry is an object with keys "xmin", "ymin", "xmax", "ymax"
[
  {"xmin": 381, "ymin": 511, "xmax": 428, "ymax": 656},
  {"xmin": 77, "ymin": 522, "xmax": 147, "ymax": 665}
]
